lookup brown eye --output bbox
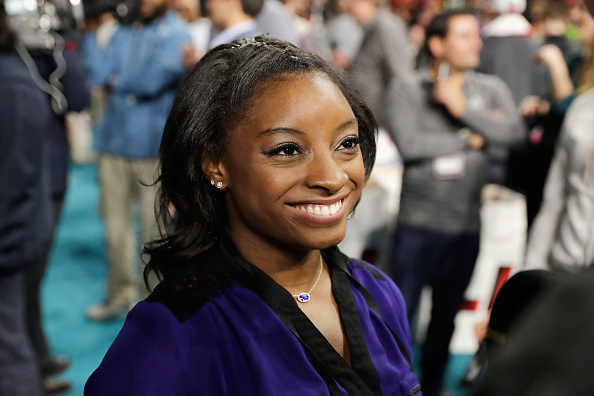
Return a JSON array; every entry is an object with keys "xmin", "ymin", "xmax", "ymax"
[
  {"xmin": 266, "ymin": 143, "xmax": 302, "ymax": 157},
  {"xmin": 339, "ymin": 137, "xmax": 360, "ymax": 150}
]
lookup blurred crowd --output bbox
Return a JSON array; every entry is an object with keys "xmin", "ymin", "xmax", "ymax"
[{"xmin": 2, "ymin": 0, "xmax": 594, "ymax": 392}]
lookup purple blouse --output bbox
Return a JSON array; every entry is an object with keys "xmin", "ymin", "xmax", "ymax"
[{"xmin": 84, "ymin": 240, "xmax": 421, "ymax": 395}]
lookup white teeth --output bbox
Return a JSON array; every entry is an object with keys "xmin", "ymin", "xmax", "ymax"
[{"xmin": 295, "ymin": 200, "xmax": 344, "ymax": 217}]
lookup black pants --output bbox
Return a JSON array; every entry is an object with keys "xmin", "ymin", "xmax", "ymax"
[
  {"xmin": 391, "ymin": 225, "xmax": 479, "ymax": 396},
  {"xmin": 0, "ymin": 270, "xmax": 43, "ymax": 396},
  {"xmin": 24, "ymin": 196, "xmax": 64, "ymax": 372}
]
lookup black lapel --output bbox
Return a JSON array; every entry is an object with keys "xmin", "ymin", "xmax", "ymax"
[
  {"xmin": 218, "ymin": 237, "xmax": 381, "ymax": 395},
  {"xmin": 329, "ymin": 249, "xmax": 382, "ymax": 395}
]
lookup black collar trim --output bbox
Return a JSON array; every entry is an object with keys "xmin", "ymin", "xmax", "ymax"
[{"xmin": 216, "ymin": 237, "xmax": 382, "ymax": 395}]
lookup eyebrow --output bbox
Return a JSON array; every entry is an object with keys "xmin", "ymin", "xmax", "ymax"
[{"xmin": 257, "ymin": 117, "xmax": 358, "ymax": 137}]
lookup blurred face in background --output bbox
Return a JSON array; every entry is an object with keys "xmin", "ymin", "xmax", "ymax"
[
  {"xmin": 206, "ymin": 0, "xmax": 233, "ymax": 30},
  {"xmin": 139, "ymin": 0, "xmax": 169, "ymax": 20},
  {"xmin": 432, "ymin": 14, "xmax": 483, "ymax": 72},
  {"xmin": 172, "ymin": 0, "xmax": 200, "ymax": 21},
  {"xmin": 284, "ymin": 0, "xmax": 311, "ymax": 18},
  {"xmin": 574, "ymin": 4, "xmax": 594, "ymax": 46},
  {"xmin": 347, "ymin": 0, "xmax": 376, "ymax": 25}
]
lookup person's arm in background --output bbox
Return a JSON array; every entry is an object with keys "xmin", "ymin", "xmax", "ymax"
[
  {"xmin": 536, "ymin": 44, "xmax": 574, "ymax": 103},
  {"xmin": 457, "ymin": 75, "xmax": 526, "ymax": 147},
  {"xmin": 80, "ymin": 14, "xmax": 122, "ymax": 88},
  {"xmin": 384, "ymin": 76, "xmax": 468, "ymax": 162},
  {"xmin": 524, "ymin": 130, "xmax": 569, "ymax": 270},
  {"xmin": 521, "ymin": 44, "xmax": 575, "ymax": 119}
]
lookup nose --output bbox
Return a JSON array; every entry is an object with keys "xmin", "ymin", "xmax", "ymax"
[{"xmin": 304, "ymin": 150, "xmax": 349, "ymax": 193}]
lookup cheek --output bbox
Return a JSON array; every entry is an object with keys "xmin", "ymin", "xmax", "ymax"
[
  {"xmin": 454, "ymin": 43, "xmax": 471, "ymax": 57},
  {"xmin": 442, "ymin": 43, "xmax": 459, "ymax": 62},
  {"xmin": 354, "ymin": 158, "xmax": 366, "ymax": 181},
  {"xmin": 347, "ymin": 157, "xmax": 366, "ymax": 195},
  {"xmin": 231, "ymin": 160, "xmax": 295, "ymax": 204}
]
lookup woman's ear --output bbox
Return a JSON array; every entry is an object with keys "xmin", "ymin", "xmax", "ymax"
[{"xmin": 201, "ymin": 154, "xmax": 227, "ymax": 190}]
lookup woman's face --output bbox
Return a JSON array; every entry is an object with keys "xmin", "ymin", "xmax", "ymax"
[{"xmin": 212, "ymin": 72, "xmax": 365, "ymax": 255}]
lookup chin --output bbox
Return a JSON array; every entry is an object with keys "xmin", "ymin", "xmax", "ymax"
[
  {"xmin": 320, "ymin": 236, "xmax": 346, "ymax": 249},
  {"xmin": 288, "ymin": 227, "xmax": 347, "ymax": 252},
  {"xmin": 312, "ymin": 227, "xmax": 348, "ymax": 250}
]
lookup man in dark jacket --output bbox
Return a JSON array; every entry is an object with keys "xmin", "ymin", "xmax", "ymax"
[
  {"xmin": 0, "ymin": 4, "xmax": 54, "ymax": 394},
  {"xmin": 24, "ymin": 37, "xmax": 91, "ymax": 394}
]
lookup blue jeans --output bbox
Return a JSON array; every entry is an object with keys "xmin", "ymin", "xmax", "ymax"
[{"xmin": 391, "ymin": 224, "xmax": 479, "ymax": 396}]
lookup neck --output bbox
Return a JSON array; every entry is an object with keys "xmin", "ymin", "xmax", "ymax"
[
  {"xmin": 230, "ymin": 233, "xmax": 323, "ymax": 290},
  {"xmin": 431, "ymin": 60, "xmax": 466, "ymax": 81},
  {"xmin": 278, "ymin": 254, "xmax": 323, "ymax": 292}
]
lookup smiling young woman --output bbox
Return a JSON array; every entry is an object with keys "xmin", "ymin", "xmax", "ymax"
[{"xmin": 84, "ymin": 36, "xmax": 421, "ymax": 396}]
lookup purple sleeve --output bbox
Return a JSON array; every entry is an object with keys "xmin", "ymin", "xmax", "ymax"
[{"xmin": 84, "ymin": 302, "xmax": 194, "ymax": 396}]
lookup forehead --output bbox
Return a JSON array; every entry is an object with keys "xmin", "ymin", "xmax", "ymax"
[
  {"xmin": 241, "ymin": 71, "xmax": 350, "ymax": 119},
  {"xmin": 253, "ymin": 70, "xmax": 333, "ymax": 93},
  {"xmin": 226, "ymin": 71, "xmax": 354, "ymax": 135},
  {"xmin": 446, "ymin": 14, "xmax": 479, "ymax": 34}
]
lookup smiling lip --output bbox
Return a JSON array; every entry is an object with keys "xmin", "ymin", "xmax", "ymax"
[{"xmin": 288, "ymin": 196, "xmax": 348, "ymax": 222}]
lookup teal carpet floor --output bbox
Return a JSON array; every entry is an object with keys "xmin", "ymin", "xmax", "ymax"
[{"xmin": 42, "ymin": 163, "xmax": 473, "ymax": 395}]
